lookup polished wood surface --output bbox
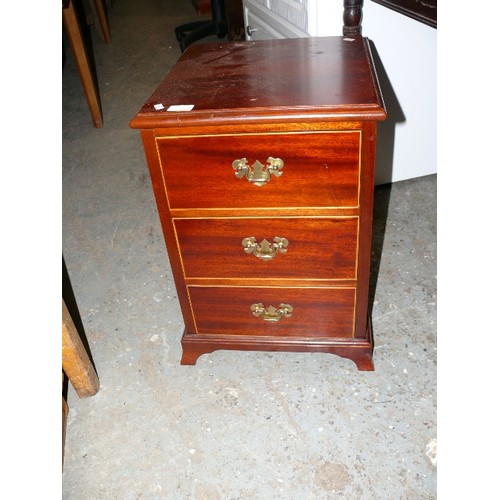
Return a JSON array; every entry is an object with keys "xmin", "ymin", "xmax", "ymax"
[
  {"xmin": 131, "ymin": 36, "xmax": 386, "ymax": 370},
  {"xmin": 174, "ymin": 217, "xmax": 358, "ymax": 280},
  {"xmin": 180, "ymin": 322, "xmax": 375, "ymax": 370},
  {"xmin": 343, "ymin": 0, "xmax": 364, "ymax": 36},
  {"xmin": 189, "ymin": 286, "xmax": 356, "ymax": 337},
  {"xmin": 158, "ymin": 131, "xmax": 361, "ymax": 209},
  {"xmin": 129, "ymin": 36, "xmax": 385, "ymax": 129}
]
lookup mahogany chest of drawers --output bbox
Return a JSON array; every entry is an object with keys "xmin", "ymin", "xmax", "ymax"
[{"xmin": 130, "ymin": 36, "xmax": 386, "ymax": 370}]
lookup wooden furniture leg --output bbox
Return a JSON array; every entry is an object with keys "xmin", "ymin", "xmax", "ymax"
[
  {"xmin": 63, "ymin": 0, "xmax": 104, "ymax": 128},
  {"xmin": 90, "ymin": 0, "xmax": 112, "ymax": 43},
  {"xmin": 62, "ymin": 298, "xmax": 100, "ymax": 398},
  {"xmin": 62, "ymin": 296, "xmax": 99, "ymax": 466}
]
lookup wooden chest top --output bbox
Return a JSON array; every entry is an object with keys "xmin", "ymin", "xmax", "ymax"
[{"xmin": 129, "ymin": 36, "xmax": 386, "ymax": 129}]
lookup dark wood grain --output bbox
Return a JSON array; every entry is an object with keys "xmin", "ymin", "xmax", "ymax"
[
  {"xmin": 188, "ymin": 286, "xmax": 356, "ymax": 338},
  {"xmin": 174, "ymin": 217, "xmax": 358, "ymax": 280},
  {"xmin": 343, "ymin": 0, "xmax": 364, "ymax": 36},
  {"xmin": 180, "ymin": 322, "xmax": 375, "ymax": 370},
  {"xmin": 129, "ymin": 37, "xmax": 386, "ymax": 130},
  {"xmin": 354, "ymin": 121, "xmax": 378, "ymax": 339},
  {"xmin": 131, "ymin": 37, "xmax": 386, "ymax": 371},
  {"xmin": 157, "ymin": 131, "xmax": 361, "ymax": 209}
]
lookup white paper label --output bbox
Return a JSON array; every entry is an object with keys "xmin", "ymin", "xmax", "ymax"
[{"xmin": 167, "ymin": 104, "xmax": 195, "ymax": 112}]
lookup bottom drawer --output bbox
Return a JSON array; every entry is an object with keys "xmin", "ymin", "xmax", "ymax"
[{"xmin": 188, "ymin": 286, "xmax": 356, "ymax": 338}]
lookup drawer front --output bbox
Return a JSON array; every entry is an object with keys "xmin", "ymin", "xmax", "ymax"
[
  {"xmin": 188, "ymin": 286, "xmax": 356, "ymax": 338},
  {"xmin": 157, "ymin": 131, "xmax": 360, "ymax": 209},
  {"xmin": 174, "ymin": 217, "xmax": 358, "ymax": 280}
]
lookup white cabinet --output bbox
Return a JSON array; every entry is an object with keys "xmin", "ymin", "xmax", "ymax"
[
  {"xmin": 243, "ymin": 0, "xmax": 310, "ymax": 40},
  {"xmin": 241, "ymin": 0, "xmax": 436, "ymax": 185}
]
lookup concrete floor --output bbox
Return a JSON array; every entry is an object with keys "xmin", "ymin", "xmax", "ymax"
[{"xmin": 62, "ymin": 0, "xmax": 437, "ymax": 497}]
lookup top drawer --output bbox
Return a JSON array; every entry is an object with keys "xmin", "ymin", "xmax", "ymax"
[{"xmin": 156, "ymin": 131, "xmax": 361, "ymax": 210}]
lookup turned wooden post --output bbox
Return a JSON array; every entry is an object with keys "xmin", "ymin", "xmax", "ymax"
[{"xmin": 343, "ymin": 0, "xmax": 363, "ymax": 36}]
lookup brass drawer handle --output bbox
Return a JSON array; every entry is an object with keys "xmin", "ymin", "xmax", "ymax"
[
  {"xmin": 232, "ymin": 157, "xmax": 284, "ymax": 186},
  {"xmin": 251, "ymin": 303, "xmax": 293, "ymax": 323},
  {"xmin": 241, "ymin": 237, "xmax": 289, "ymax": 261}
]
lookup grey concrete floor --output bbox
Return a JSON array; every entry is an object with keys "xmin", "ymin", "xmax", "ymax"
[{"xmin": 62, "ymin": 0, "xmax": 437, "ymax": 498}]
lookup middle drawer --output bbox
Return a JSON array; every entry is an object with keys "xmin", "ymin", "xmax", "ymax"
[{"xmin": 173, "ymin": 217, "xmax": 358, "ymax": 280}]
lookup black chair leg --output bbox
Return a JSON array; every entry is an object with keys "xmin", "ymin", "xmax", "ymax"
[{"xmin": 175, "ymin": 0, "xmax": 227, "ymax": 52}]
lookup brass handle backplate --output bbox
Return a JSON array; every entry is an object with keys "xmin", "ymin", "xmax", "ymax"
[
  {"xmin": 232, "ymin": 157, "xmax": 284, "ymax": 186},
  {"xmin": 251, "ymin": 303, "xmax": 293, "ymax": 323},
  {"xmin": 242, "ymin": 237, "xmax": 288, "ymax": 261}
]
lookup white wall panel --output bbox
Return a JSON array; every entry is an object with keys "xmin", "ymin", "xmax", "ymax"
[{"xmin": 242, "ymin": 0, "xmax": 437, "ymax": 184}]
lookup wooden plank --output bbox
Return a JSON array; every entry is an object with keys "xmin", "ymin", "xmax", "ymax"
[{"xmin": 62, "ymin": 298, "xmax": 99, "ymax": 398}]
